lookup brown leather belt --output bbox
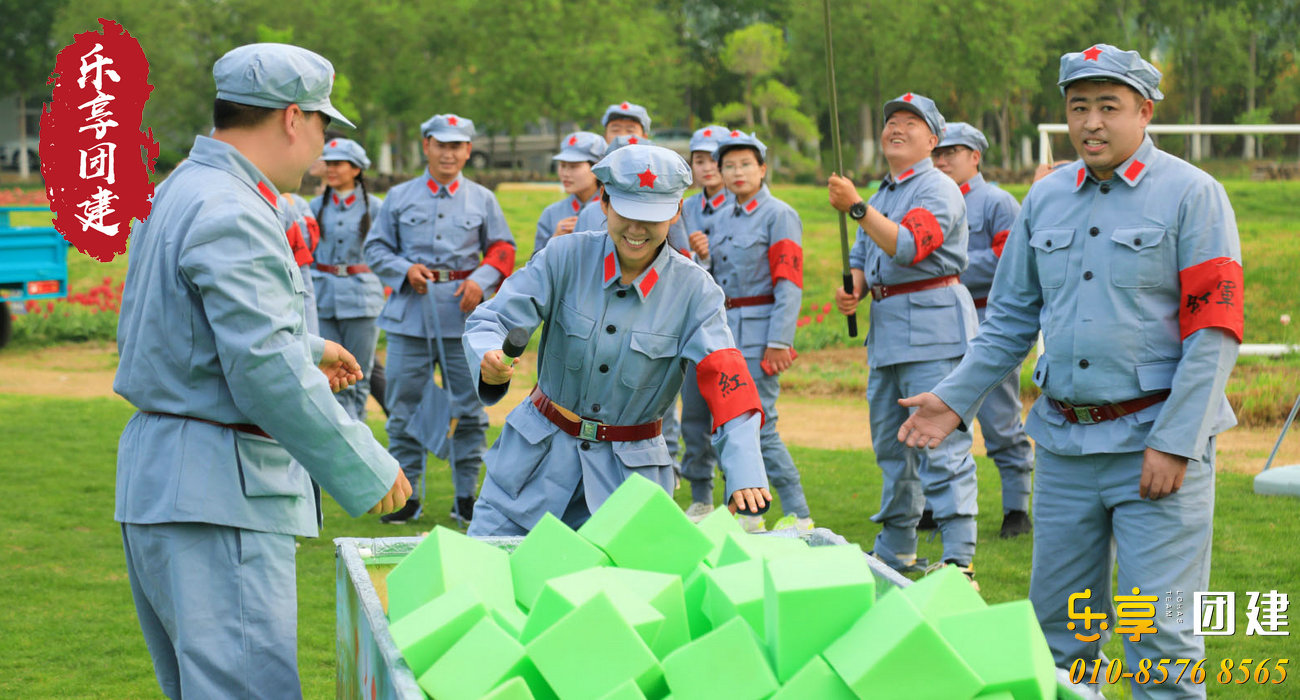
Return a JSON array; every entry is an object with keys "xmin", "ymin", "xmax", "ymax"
[
  {"xmin": 1048, "ymin": 391, "xmax": 1171, "ymax": 425},
  {"xmin": 530, "ymin": 387, "xmax": 662, "ymax": 442},
  {"xmin": 973, "ymin": 297, "xmax": 988, "ymax": 309},
  {"xmin": 141, "ymin": 411, "xmax": 272, "ymax": 439},
  {"xmin": 724, "ymin": 294, "xmax": 775, "ymax": 309},
  {"xmin": 870, "ymin": 274, "xmax": 959, "ymax": 302},
  {"xmin": 314, "ymin": 263, "xmax": 371, "ymax": 276},
  {"xmin": 426, "ymin": 269, "xmax": 473, "ymax": 282}
]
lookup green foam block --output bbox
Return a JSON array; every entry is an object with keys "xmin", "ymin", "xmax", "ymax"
[
  {"xmin": 823, "ymin": 588, "xmax": 982, "ymax": 700},
  {"xmin": 601, "ymin": 567, "xmax": 692, "ymax": 658},
  {"xmin": 938, "ymin": 600, "xmax": 1056, "ymax": 700},
  {"xmin": 978, "ymin": 693, "xmax": 1017, "ymax": 700},
  {"xmin": 695, "ymin": 506, "xmax": 745, "ymax": 547},
  {"xmin": 900, "ymin": 563, "xmax": 987, "ymax": 623},
  {"xmin": 388, "ymin": 586, "xmax": 487, "ymax": 678},
  {"xmin": 526, "ymin": 592, "xmax": 666, "ymax": 700},
  {"xmin": 709, "ymin": 532, "xmax": 809, "ymax": 568},
  {"xmin": 386, "ymin": 525, "xmax": 514, "ymax": 623},
  {"xmin": 683, "ymin": 565, "xmax": 713, "ymax": 639},
  {"xmin": 481, "ymin": 676, "xmax": 537, "ymax": 700},
  {"xmin": 661, "ymin": 617, "xmax": 779, "ymax": 700},
  {"xmin": 520, "ymin": 567, "xmax": 664, "ymax": 652},
  {"xmin": 764, "ymin": 545, "xmax": 876, "ymax": 682},
  {"xmin": 578, "ymin": 474, "xmax": 712, "ymax": 577},
  {"xmin": 598, "ymin": 679, "xmax": 648, "ymax": 699},
  {"xmin": 418, "ymin": 617, "xmax": 552, "ymax": 700},
  {"xmin": 770, "ymin": 655, "xmax": 857, "ymax": 700},
  {"xmin": 510, "ymin": 512, "xmax": 613, "ymax": 610},
  {"xmin": 702, "ymin": 559, "xmax": 766, "ymax": 642}
]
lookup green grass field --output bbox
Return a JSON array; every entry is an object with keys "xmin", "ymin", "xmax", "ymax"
[{"xmin": 1, "ymin": 394, "xmax": 1296, "ymax": 698}]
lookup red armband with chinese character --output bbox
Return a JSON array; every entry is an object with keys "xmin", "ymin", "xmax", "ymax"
[
  {"xmin": 991, "ymin": 230, "xmax": 1009, "ymax": 259},
  {"xmin": 901, "ymin": 207, "xmax": 944, "ymax": 264},
  {"xmin": 768, "ymin": 239, "xmax": 803, "ymax": 288},
  {"xmin": 696, "ymin": 348, "xmax": 764, "ymax": 431},
  {"xmin": 1178, "ymin": 257, "xmax": 1244, "ymax": 343},
  {"xmin": 286, "ymin": 222, "xmax": 313, "ymax": 267},
  {"xmin": 482, "ymin": 240, "xmax": 516, "ymax": 279}
]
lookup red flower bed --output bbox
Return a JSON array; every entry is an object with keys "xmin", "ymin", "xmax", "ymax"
[{"xmin": 0, "ymin": 188, "xmax": 51, "ymax": 206}]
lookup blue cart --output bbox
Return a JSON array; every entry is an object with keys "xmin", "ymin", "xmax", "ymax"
[{"xmin": 0, "ymin": 205, "xmax": 65, "ymax": 349}]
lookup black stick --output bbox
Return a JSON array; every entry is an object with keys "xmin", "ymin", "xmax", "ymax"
[{"xmin": 823, "ymin": 0, "xmax": 858, "ymax": 338}]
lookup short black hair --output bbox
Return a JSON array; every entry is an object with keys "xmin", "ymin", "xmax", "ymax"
[
  {"xmin": 716, "ymin": 144, "xmax": 764, "ymax": 166},
  {"xmin": 212, "ymin": 99, "xmax": 330, "ymax": 130},
  {"xmin": 600, "ymin": 185, "xmax": 610, "ymax": 204}
]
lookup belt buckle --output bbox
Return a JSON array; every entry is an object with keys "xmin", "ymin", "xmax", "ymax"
[
  {"xmin": 578, "ymin": 418, "xmax": 600, "ymax": 441},
  {"xmin": 869, "ymin": 285, "xmax": 884, "ymax": 302},
  {"xmin": 1073, "ymin": 406, "xmax": 1096, "ymax": 425},
  {"xmin": 335, "ymin": 266, "xmax": 349, "ymax": 278}
]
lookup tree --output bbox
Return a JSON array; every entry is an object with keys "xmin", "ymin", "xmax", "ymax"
[
  {"xmin": 0, "ymin": 0, "xmax": 69, "ymax": 177},
  {"xmin": 719, "ymin": 22, "xmax": 788, "ymax": 128}
]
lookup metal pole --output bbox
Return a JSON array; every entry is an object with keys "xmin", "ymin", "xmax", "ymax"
[
  {"xmin": 1262, "ymin": 393, "xmax": 1300, "ymax": 472},
  {"xmin": 823, "ymin": 0, "xmax": 858, "ymax": 338}
]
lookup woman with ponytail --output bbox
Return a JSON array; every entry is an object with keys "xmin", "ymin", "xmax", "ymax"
[{"xmin": 309, "ymin": 138, "xmax": 385, "ymax": 420}]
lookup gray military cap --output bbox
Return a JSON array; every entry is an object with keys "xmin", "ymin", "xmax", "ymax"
[
  {"xmin": 213, "ymin": 43, "xmax": 355, "ymax": 128},
  {"xmin": 1058, "ymin": 44, "xmax": 1164, "ymax": 101},
  {"xmin": 554, "ymin": 131, "xmax": 607, "ymax": 163},
  {"xmin": 938, "ymin": 122, "xmax": 989, "ymax": 153},
  {"xmin": 421, "ymin": 114, "xmax": 476, "ymax": 142},
  {"xmin": 321, "ymin": 137, "xmax": 370, "ymax": 169},
  {"xmin": 601, "ymin": 101, "xmax": 652, "ymax": 133},
  {"xmin": 592, "ymin": 144, "xmax": 692, "ymax": 223},
  {"xmin": 689, "ymin": 125, "xmax": 729, "ymax": 154},
  {"xmin": 882, "ymin": 92, "xmax": 947, "ymax": 139},
  {"xmin": 713, "ymin": 130, "xmax": 768, "ymax": 164}
]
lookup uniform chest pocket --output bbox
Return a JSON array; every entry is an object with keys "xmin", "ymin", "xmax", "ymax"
[
  {"xmin": 399, "ymin": 211, "xmax": 431, "ymax": 229},
  {"xmin": 620, "ymin": 330, "xmax": 679, "ymax": 390},
  {"xmin": 556, "ymin": 300, "xmax": 595, "ymax": 370},
  {"xmin": 1109, "ymin": 227, "xmax": 1169, "ymax": 289},
  {"xmin": 1029, "ymin": 227, "xmax": 1074, "ymax": 289}
]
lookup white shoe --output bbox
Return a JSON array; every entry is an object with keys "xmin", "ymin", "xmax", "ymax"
[
  {"xmin": 684, "ymin": 502, "xmax": 715, "ymax": 522},
  {"xmin": 772, "ymin": 515, "xmax": 815, "ymax": 531},
  {"xmin": 736, "ymin": 514, "xmax": 766, "ymax": 533}
]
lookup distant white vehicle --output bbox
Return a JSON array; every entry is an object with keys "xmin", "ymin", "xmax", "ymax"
[{"xmin": 1, "ymin": 137, "xmax": 40, "ymax": 170}]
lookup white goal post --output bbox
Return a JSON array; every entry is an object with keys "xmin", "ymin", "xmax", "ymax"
[{"xmin": 1037, "ymin": 123, "xmax": 1300, "ymax": 165}]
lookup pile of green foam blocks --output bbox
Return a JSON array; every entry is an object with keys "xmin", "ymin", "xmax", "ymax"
[{"xmin": 384, "ymin": 474, "xmax": 1058, "ymax": 699}]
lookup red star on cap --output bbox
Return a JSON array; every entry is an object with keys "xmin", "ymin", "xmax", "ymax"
[
  {"xmin": 621, "ymin": 102, "xmax": 630, "ymax": 109},
  {"xmin": 637, "ymin": 168, "xmax": 657, "ymax": 188},
  {"xmin": 628, "ymin": 136, "xmax": 638, "ymax": 144},
  {"xmin": 448, "ymin": 116, "xmax": 459, "ymax": 125},
  {"xmin": 329, "ymin": 140, "xmax": 338, "ymax": 148},
  {"xmin": 730, "ymin": 130, "xmax": 740, "ymax": 137},
  {"xmin": 703, "ymin": 129, "xmax": 712, "ymax": 137},
  {"xmin": 1083, "ymin": 46, "xmax": 1103, "ymax": 61},
  {"xmin": 568, "ymin": 135, "xmax": 578, "ymax": 145},
  {"xmin": 903, "ymin": 93, "xmax": 914, "ymax": 102}
]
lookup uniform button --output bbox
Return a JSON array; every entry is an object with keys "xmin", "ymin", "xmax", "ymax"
[
  {"xmin": 1133, "ymin": 237, "xmax": 1142, "ymax": 246},
  {"xmin": 1079, "ymin": 359, "xmax": 1090, "ymax": 369},
  {"xmin": 1045, "ymin": 239, "xmax": 1052, "ymax": 247},
  {"xmin": 721, "ymin": 256, "xmax": 727, "ymax": 261},
  {"xmin": 617, "ymin": 290, "xmax": 627, "ymax": 298},
  {"xmin": 1083, "ymin": 271, "xmax": 1093, "ymax": 280},
  {"xmin": 888, "ymin": 183, "xmax": 896, "ymax": 191},
  {"xmin": 1089, "ymin": 227, "xmax": 1099, "ymax": 237},
  {"xmin": 436, "ymin": 235, "xmax": 442, "ymax": 240},
  {"xmin": 1100, "ymin": 183, "xmax": 1111, "ymax": 194},
  {"xmin": 605, "ymin": 324, "xmax": 616, "ymax": 334},
  {"xmin": 592, "ymin": 404, "xmax": 600, "ymax": 412},
  {"xmin": 580, "ymin": 441, "xmax": 591, "ymax": 451},
  {"xmin": 599, "ymin": 364, "xmax": 609, "ymax": 373},
  {"xmin": 438, "ymin": 213, "xmax": 445, "ymax": 218}
]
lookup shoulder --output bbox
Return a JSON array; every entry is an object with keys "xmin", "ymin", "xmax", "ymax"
[
  {"xmin": 1023, "ymin": 162, "xmax": 1081, "ymax": 207},
  {"xmin": 663, "ymin": 247, "xmax": 723, "ymax": 303},
  {"xmin": 766, "ymin": 196, "xmax": 799, "ymax": 220},
  {"xmin": 462, "ymin": 179, "xmax": 497, "ymax": 201},
  {"xmin": 1150, "ymin": 148, "xmax": 1221, "ymax": 193},
  {"xmin": 366, "ymin": 193, "xmax": 384, "ymax": 208},
  {"xmin": 985, "ymin": 183, "xmax": 1020, "ymax": 209},
  {"xmin": 918, "ymin": 168, "xmax": 961, "ymax": 197}
]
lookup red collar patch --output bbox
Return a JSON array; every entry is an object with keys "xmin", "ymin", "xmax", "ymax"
[
  {"xmin": 571, "ymin": 197, "xmax": 582, "ymax": 212},
  {"xmin": 448, "ymin": 180, "xmax": 460, "ymax": 195},
  {"xmin": 638, "ymin": 267, "xmax": 659, "ymax": 297},
  {"xmin": 744, "ymin": 198, "xmax": 759, "ymax": 213},
  {"xmin": 426, "ymin": 179, "xmax": 440, "ymax": 195},
  {"xmin": 1123, "ymin": 159, "xmax": 1146, "ymax": 182},
  {"xmin": 637, "ymin": 168, "xmax": 657, "ymax": 188},
  {"xmin": 332, "ymin": 193, "xmax": 339, "ymax": 205},
  {"xmin": 345, "ymin": 194, "xmax": 356, "ymax": 206},
  {"xmin": 896, "ymin": 168, "xmax": 915, "ymax": 183},
  {"xmin": 1083, "ymin": 46, "xmax": 1103, "ymax": 61},
  {"xmin": 256, "ymin": 182, "xmax": 278, "ymax": 208},
  {"xmin": 959, "ymin": 182, "xmax": 972, "ymax": 196},
  {"xmin": 710, "ymin": 192, "xmax": 726, "ymax": 209},
  {"xmin": 603, "ymin": 252, "xmax": 616, "ymax": 283},
  {"xmin": 1076, "ymin": 166, "xmax": 1087, "ymax": 188}
]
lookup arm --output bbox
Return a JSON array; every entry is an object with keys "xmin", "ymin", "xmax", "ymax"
[
  {"xmin": 889, "ymin": 183, "xmax": 964, "ymax": 268},
  {"xmin": 180, "ymin": 209, "xmax": 398, "ymax": 517},
  {"xmin": 829, "ymin": 173, "xmax": 900, "ymax": 256},
  {"xmin": 463, "ymin": 242, "xmax": 553, "ymax": 405},
  {"xmin": 468, "ymin": 192, "xmax": 515, "ymax": 292},
  {"xmin": 765, "ymin": 207, "xmax": 803, "ymax": 362},
  {"xmin": 362, "ymin": 191, "xmax": 416, "ymax": 292},
  {"xmin": 964, "ymin": 193, "xmax": 1020, "ymax": 294}
]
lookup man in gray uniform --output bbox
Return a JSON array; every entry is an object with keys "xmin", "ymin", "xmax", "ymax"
[{"xmin": 114, "ymin": 43, "xmax": 409, "ymax": 698}]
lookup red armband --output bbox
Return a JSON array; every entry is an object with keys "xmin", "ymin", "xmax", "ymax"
[
  {"xmin": 768, "ymin": 239, "xmax": 803, "ymax": 288},
  {"xmin": 991, "ymin": 230, "xmax": 1009, "ymax": 259},
  {"xmin": 1178, "ymin": 257, "xmax": 1244, "ymax": 342},
  {"xmin": 304, "ymin": 216, "xmax": 321, "ymax": 252},
  {"xmin": 696, "ymin": 348, "xmax": 764, "ymax": 431},
  {"xmin": 482, "ymin": 240, "xmax": 516, "ymax": 279},
  {"xmin": 286, "ymin": 221, "xmax": 313, "ymax": 267},
  {"xmin": 901, "ymin": 207, "xmax": 943, "ymax": 264}
]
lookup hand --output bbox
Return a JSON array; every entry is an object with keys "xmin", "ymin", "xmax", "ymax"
[
  {"xmin": 319, "ymin": 340, "xmax": 363, "ymax": 392},
  {"xmin": 834, "ymin": 285, "xmax": 860, "ymax": 316},
  {"xmin": 1033, "ymin": 160, "xmax": 1073, "ymax": 184},
  {"xmin": 406, "ymin": 264, "xmax": 434, "ymax": 294},
  {"xmin": 689, "ymin": 231, "xmax": 710, "ymax": 258},
  {"xmin": 762, "ymin": 347, "xmax": 794, "ymax": 374},
  {"xmin": 368, "ymin": 471, "xmax": 413, "ymax": 515},
  {"xmin": 556, "ymin": 216, "xmax": 578, "ymax": 236},
  {"xmin": 1139, "ymin": 447, "xmax": 1188, "ymax": 500},
  {"xmin": 480, "ymin": 349, "xmax": 516, "ymax": 385},
  {"xmin": 827, "ymin": 172, "xmax": 863, "ymax": 213},
  {"xmin": 897, "ymin": 392, "xmax": 962, "ymax": 449},
  {"xmin": 454, "ymin": 279, "xmax": 484, "ymax": 313},
  {"xmin": 728, "ymin": 487, "xmax": 772, "ymax": 515}
]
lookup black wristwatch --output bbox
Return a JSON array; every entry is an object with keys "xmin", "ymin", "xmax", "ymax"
[{"xmin": 848, "ymin": 201, "xmax": 868, "ymax": 221}]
